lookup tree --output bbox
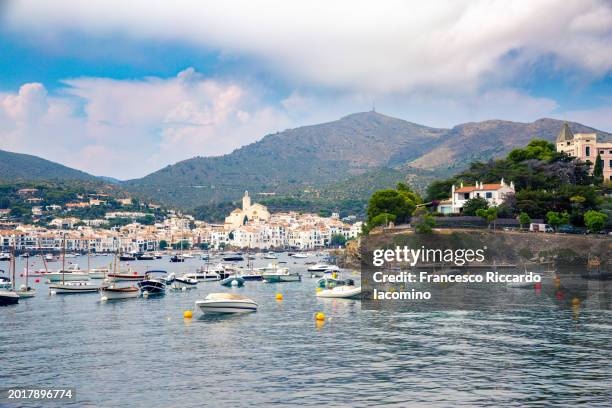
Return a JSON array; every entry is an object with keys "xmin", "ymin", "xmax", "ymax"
[
  {"xmin": 476, "ymin": 207, "xmax": 498, "ymax": 229},
  {"xmin": 518, "ymin": 212, "xmax": 531, "ymax": 229},
  {"xmin": 584, "ymin": 210, "xmax": 608, "ymax": 233},
  {"xmin": 370, "ymin": 212, "xmax": 397, "ymax": 227},
  {"xmin": 593, "ymin": 154, "xmax": 604, "ymax": 183},
  {"xmin": 330, "ymin": 234, "xmax": 347, "ymax": 247},
  {"xmin": 414, "ymin": 214, "xmax": 436, "ymax": 233},
  {"xmin": 367, "ymin": 189, "xmax": 416, "ymax": 225},
  {"xmin": 546, "ymin": 211, "xmax": 569, "ymax": 230},
  {"xmin": 136, "ymin": 214, "xmax": 155, "ymax": 225},
  {"xmin": 462, "ymin": 197, "xmax": 489, "ymax": 216},
  {"xmin": 159, "ymin": 240, "xmax": 168, "ymax": 250}
]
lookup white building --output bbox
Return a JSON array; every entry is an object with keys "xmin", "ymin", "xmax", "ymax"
[
  {"xmin": 448, "ymin": 179, "xmax": 515, "ymax": 214},
  {"xmin": 224, "ymin": 191, "xmax": 270, "ymax": 231}
]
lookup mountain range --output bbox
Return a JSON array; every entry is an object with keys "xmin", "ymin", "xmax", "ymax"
[{"xmin": 2, "ymin": 112, "xmax": 611, "ymax": 214}]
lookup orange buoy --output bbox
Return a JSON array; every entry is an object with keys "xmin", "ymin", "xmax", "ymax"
[
  {"xmin": 275, "ymin": 293, "xmax": 283, "ymax": 301},
  {"xmin": 315, "ymin": 312, "xmax": 325, "ymax": 321}
]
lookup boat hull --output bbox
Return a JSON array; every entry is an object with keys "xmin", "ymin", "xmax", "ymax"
[
  {"xmin": 0, "ymin": 291, "xmax": 19, "ymax": 305},
  {"xmin": 137, "ymin": 280, "xmax": 166, "ymax": 294},
  {"xmin": 100, "ymin": 287, "xmax": 139, "ymax": 300},
  {"xmin": 262, "ymin": 273, "xmax": 301, "ymax": 283},
  {"xmin": 317, "ymin": 286, "xmax": 362, "ymax": 299},
  {"xmin": 171, "ymin": 278, "xmax": 198, "ymax": 289},
  {"xmin": 195, "ymin": 299, "xmax": 258, "ymax": 314},
  {"xmin": 107, "ymin": 273, "xmax": 145, "ymax": 281},
  {"xmin": 50, "ymin": 282, "xmax": 101, "ymax": 294},
  {"xmin": 17, "ymin": 288, "xmax": 37, "ymax": 298},
  {"xmin": 46, "ymin": 272, "xmax": 90, "ymax": 282}
]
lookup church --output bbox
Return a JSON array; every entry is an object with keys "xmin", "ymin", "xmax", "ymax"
[{"xmin": 224, "ymin": 191, "xmax": 271, "ymax": 231}]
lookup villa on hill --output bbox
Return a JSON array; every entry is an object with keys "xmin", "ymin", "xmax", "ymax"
[
  {"xmin": 437, "ymin": 179, "xmax": 515, "ymax": 214},
  {"xmin": 555, "ymin": 122, "xmax": 612, "ymax": 181}
]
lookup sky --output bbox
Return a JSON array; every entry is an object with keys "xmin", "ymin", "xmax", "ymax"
[{"xmin": 0, "ymin": 0, "xmax": 611, "ymax": 179}]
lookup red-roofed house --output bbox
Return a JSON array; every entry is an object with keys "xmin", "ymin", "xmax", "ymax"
[{"xmin": 450, "ymin": 179, "xmax": 515, "ymax": 214}]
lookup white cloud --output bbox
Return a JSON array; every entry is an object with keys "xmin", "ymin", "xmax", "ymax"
[
  {"xmin": 0, "ymin": 70, "xmax": 291, "ymax": 179},
  {"xmin": 4, "ymin": 0, "xmax": 612, "ymax": 93}
]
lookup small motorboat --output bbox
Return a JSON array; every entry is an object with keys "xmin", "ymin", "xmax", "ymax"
[
  {"xmin": 100, "ymin": 284, "xmax": 139, "ymax": 300},
  {"xmin": 137, "ymin": 253, "xmax": 156, "ymax": 261},
  {"xmin": 50, "ymin": 281, "xmax": 101, "ymax": 294},
  {"xmin": 239, "ymin": 270, "xmax": 263, "ymax": 281},
  {"xmin": 182, "ymin": 253, "xmax": 195, "ymax": 259},
  {"xmin": 44, "ymin": 253, "xmax": 55, "ymax": 261},
  {"xmin": 222, "ymin": 253, "xmax": 244, "ymax": 262},
  {"xmin": 137, "ymin": 272, "xmax": 167, "ymax": 295},
  {"xmin": 291, "ymin": 253, "xmax": 309, "ymax": 259},
  {"xmin": 220, "ymin": 275, "xmax": 245, "ymax": 287},
  {"xmin": 170, "ymin": 255, "xmax": 185, "ymax": 263},
  {"xmin": 195, "ymin": 293, "xmax": 258, "ymax": 314},
  {"xmin": 316, "ymin": 277, "xmax": 361, "ymax": 299},
  {"xmin": 0, "ymin": 253, "xmax": 11, "ymax": 261},
  {"xmin": 164, "ymin": 273, "xmax": 198, "ymax": 290},
  {"xmin": 119, "ymin": 253, "xmax": 137, "ymax": 261},
  {"xmin": 88, "ymin": 268, "xmax": 109, "ymax": 279},
  {"xmin": 308, "ymin": 263, "xmax": 333, "ymax": 273},
  {"xmin": 0, "ymin": 289, "xmax": 19, "ymax": 306},
  {"xmin": 262, "ymin": 265, "xmax": 301, "ymax": 283},
  {"xmin": 263, "ymin": 252, "xmax": 277, "ymax": 260},
  {"xmin": 45, "ymin": 265, "xmax": 89, "ymax": 282}
]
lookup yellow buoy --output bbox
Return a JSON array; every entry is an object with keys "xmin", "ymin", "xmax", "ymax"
[
  {"xmin": 276, "ymin": 293, "xmax": 283, "ymax": 301},
  {"xmin": 183, "ymin": 310, "xmax": 193, "ymax": 319},
  {"xmin": 316, "ymin": 287, "xmax": 322, "ymax": 293},
  {"xmin": 315, "ymin": 312, "xmax": 325, "ymax": 321},
  {"xmin": 571, "ymin": 297, "xmax": 580, "ymax": 306}
]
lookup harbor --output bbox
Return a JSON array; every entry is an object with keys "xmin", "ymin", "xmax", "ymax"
[{"xmin": 1, "ymin": 252, "xmax": 611, "ymax": 407}]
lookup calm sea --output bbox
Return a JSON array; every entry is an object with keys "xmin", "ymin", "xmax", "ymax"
[{"xmin": 1, "ymin": 254, "xmax": 610, "ymax": 407}]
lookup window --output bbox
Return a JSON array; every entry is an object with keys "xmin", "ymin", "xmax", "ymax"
[
  {"xmin": 476, "ymin": 193, "xmax": 480, "ymax": 198},
  {"xmin": 464, "ymin": 193, "xmax": 469, "ymax": 200},
  {"xmin": 486, "ymin": 192, "xmax": 492, "ymax": 199},
  {"xmin": 585, "ymin": 146, "xmax": 590, "ymax": 156},
  {"xmin": 600, "ymin": 150, "xmax": 604, "ymax": 155},
  {"xmin": 609, "ymin": 160, "xmax": 612, "ymax": 168}
]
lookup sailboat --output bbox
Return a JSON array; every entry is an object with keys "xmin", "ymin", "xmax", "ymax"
[
  {"xmin": 100, "ymin": 244, "xmax": 139, "ymax": 300},
  {"xmin": 17, "ymin": 248, "xmax": 36, "ymax": 298},
  {"xmin": 0, "ymin": 247, "xmax": 19, "ymax": 305},
  {"xmin": 50, "ymin": 235, "xmax": 100, "ymax": 294}
]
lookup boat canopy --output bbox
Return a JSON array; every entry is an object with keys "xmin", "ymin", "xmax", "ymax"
[{"xmin": 205, "ymin": 293, "xmax": 250, "ymax": 301}]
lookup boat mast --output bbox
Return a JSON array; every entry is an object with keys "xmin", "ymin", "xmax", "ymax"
[
  {"xmin": 11, "ymin": 246, "xmax": 15, "ymax": 291},
  {"xmin": 25, "ymin": 249, "xmax": 29, "ymax": 289},
  {"xmin": 62, "ymin": 233, "xmax": 66, "ymax": 285}
]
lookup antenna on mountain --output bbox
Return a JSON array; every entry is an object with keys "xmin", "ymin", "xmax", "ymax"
[{"xmin": 371, "ymin": 99, "xmax": 376, "ymax": 113}]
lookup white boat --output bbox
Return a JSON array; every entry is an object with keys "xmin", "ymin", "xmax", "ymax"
[
  {"xmin": 45, "ymin": 265, "xmax": 90, "ymax": 282},
  {"xmin": 106, "ymin": 269, "xmax": 146, "ymax": 281},
  {"xmin": 262, "ymin": 265, "xmax": 301, "ymax": 283},
  {"xmin": 165, "ymin": 273, "xmax": 198, "ymax": 290},
  {"xmin": 309, "ymin": 265, "xmax": 340, "ymax": 277},
  {"xmin": 50, "ymin": 280, "xmax": 101, "ymax": 294},
  {"xmin": 263, "ymin": 252, "xmax": 278, "ymax": 259},
  {"xmin": 184, "ymin": 264, "xmax": 229, "ymax": 281},
  {"xmin": 291, "ymin": 253, "xmax": 309, "ymax": 258},
  {"xmin": 307, "ymin": 263, "xmax": 333, "ymax": 272},
  {"xmin": 316, "ymin": 277, "xmax": 361, "ymax": 299},
  {"xmin": 44, "ymin": 253, "xmax": 55, "ymax": 261},
  {"xmin": 100, "ymin": 284, "xmax": 139, "ymax": 300},
  {"xmin": 0, "ymin": 253, "xmax": 10, "ymax": 261},
  {"xmin": 64, "ymin": 253, "xmax": 78, "ymax": 259},
  {"xmin": 88, "ymin": 268, "xmax": 109, "ymax": 279},
  {"xmin": 182, "ymin": 253, "xmax": 195, "ymax": 259},
  {"xmin": 17, "ymin": 283, "xmax": 36, "ymax": 298},
  {"xmin": 195, "ymin": 293, "xmax": 258, "ymax": 314}
]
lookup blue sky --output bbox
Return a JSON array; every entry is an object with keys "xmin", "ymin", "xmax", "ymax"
[{"xmin": 1, "ymin": 0, "xmax": 611, "ymax": 179}]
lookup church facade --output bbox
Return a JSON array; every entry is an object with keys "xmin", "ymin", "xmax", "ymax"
[{"xmin": 224, "ymin": 191, "xmax": 271, "ymax": 231}]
